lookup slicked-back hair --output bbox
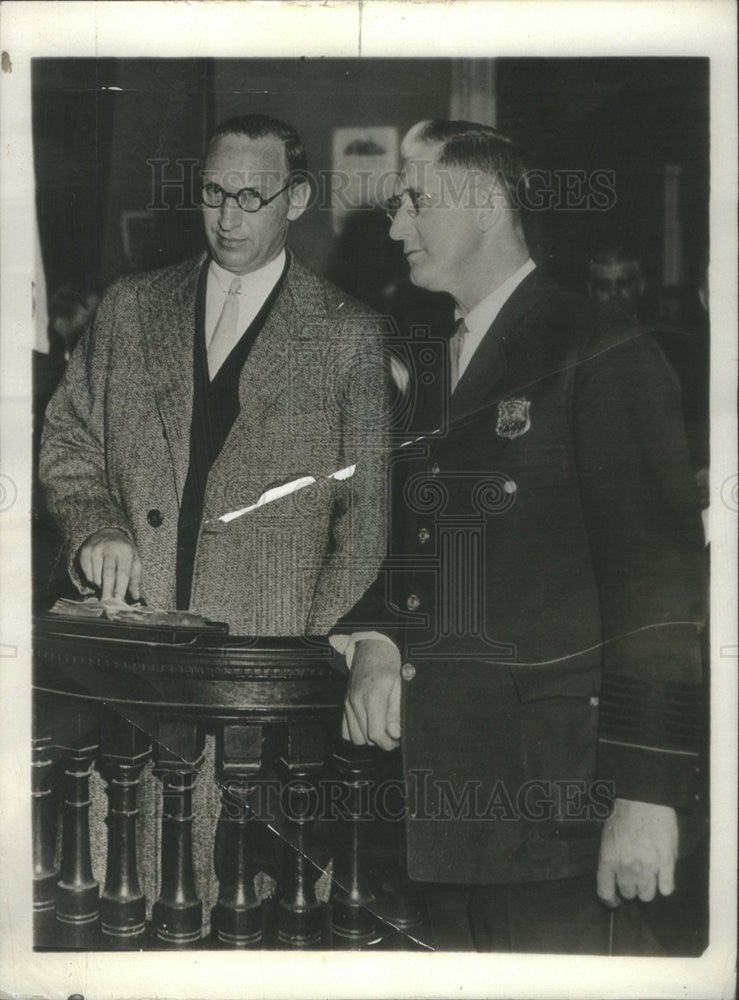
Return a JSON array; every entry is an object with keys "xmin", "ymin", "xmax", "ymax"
[
  {"xmin": 403, "ymin": 118, "xmax": 528, "ymax": 210},
  {"xmin": 206, "ymin": 114, "xmax": 308, "ymax": 175},
  {"xmin": 586, "ymin": 232, "xmax": 643, "ymax": 269}
]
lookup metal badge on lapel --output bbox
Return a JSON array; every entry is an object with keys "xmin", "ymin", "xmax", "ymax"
[{"xmin": 496, "ymin": 398, "xmax": 531, "ymax": 439}]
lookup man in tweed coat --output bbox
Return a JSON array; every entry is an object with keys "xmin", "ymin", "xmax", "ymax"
[
  {"xmin": 332, "ymin": 119, "xmax": 706, "ymax": 952},
  {"xmin": 40, "ymin": 114, "xmax": 389, "ymax": 636}
]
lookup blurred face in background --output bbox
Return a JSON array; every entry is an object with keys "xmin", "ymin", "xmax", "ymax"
[{"xmin": 587, "ymin": 259, "xmax": 645, "ymax": 320}]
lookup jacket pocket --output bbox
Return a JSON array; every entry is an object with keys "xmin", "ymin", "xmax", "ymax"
[
  {"xmin": 508, "ymin": 659, "xmax": 605, "ymax": 838},
  {"xmin": 510, "ymin": 658, "xmax": 601, "ymax": 703}
]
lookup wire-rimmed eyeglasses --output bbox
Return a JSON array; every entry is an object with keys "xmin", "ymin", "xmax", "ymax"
[
  {"xmin": 201, "ymin": 180, "xmax": 293, "ymax": 213},
  {"xmin": 384, "ymin": 188, "xmax": 433, "ymax": 221}
]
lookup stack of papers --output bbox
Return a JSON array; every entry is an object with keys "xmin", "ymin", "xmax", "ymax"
[{"xmin": 47, "ymin": 597, "xmax": 211, "ymax": 628}]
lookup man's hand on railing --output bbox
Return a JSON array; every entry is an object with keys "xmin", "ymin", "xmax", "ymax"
[
  {"xmin": 78, "ymin": 527, "xmax": 142, "ymax": 602},
  {"xmin": 342, "ymin": 637, "xmax": 402, "ymax": 751}
]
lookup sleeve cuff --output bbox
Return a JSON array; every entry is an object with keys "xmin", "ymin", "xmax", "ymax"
[
  {"xmin": 598, "ymin": 738, "xmax": 703, "ymax": 810},
  {"xmin": 328, "ymin": 631, "xmax": 400, "ymax": 669}
]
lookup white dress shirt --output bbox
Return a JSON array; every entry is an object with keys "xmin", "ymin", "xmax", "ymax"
[
  {"xmin": 331, "ymin": 257, "xmax": 537, "ymax": 668},
  {"xmin": 205, "ymin": 250, "xmax": 286, "ymax": 365},
  {"xmin": 455, "ymin": 256, "xmax": 536, "ymax": 382}
]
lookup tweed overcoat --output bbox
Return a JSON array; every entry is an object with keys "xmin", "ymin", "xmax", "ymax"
[
  {"xmin": 335, "ymin": 270, "xmax": 707, "ymax": 883},
  {"xmin": 40, "ymin": 253, "xmax": 390, "ymax": 636}
]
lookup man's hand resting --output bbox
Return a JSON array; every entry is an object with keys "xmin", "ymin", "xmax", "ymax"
[
  {"xmin": 597, "ymin": 798, "xmax": 678, "ymax": 906},
  {"xmin": 342, "ymin": 638, "xmax": 402, "ymax": 751},
  {"xmin": 78, "ymin": 527, "xmax": 142, "ymax": 602}
]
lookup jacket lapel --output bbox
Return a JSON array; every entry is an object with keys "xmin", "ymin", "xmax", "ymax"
[
  {"xmin": 140, "ymin": 255, "xmax": 205, "ymax": 500},
  {"xmin": 449, "ymin": 269, "xmax": 556, "ymax": 427},
  {"xmin": 237, "ymin": 256, "xmax": 325, "ymax": 415},
  {"xmin": 210, "ymin": 256, "xmax": 328, "ymax": 486}
]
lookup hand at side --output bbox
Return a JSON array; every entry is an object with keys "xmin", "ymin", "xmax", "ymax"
[
  {"xmin": 597, "ymin": 797, "xmax": 678, "ymax": 906},
  {"xmin": 342, "ymin": 637, "xmax": 402, "ymax": 751}
]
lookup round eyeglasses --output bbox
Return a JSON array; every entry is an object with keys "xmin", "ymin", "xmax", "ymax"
[
  {"xmin": 384, "ymin": 189, "xmax": 433, "ymax": 221},
  {"xmin": 201, "ymin": 180, "xmax": 292, "ymax": 213}
]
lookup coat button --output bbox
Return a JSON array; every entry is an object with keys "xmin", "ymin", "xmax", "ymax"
[
  {"xmin": 418, "ymin": 527, "xmax": 430, "ymax": 544},
  {"xmin": 589, "ymin": 696, "xmax": 599, "ymax": 708},
  {"xmin": 401, "ymin": 662, "xmax": 416, "ymax": 681},
  {"xmin": 503, "ymin": 479, "xmax": 517, "ymax": 494},
  {"xmin": 406, "ymin": 593, "xmax": 421, "ymax": 611},
  {"xmin": 147, "ymin": 509, "xmax": 163, "ymax": 527}
]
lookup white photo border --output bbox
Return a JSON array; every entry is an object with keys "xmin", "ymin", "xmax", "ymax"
[{"xmin": 1, "ymin": 2, "xmax": 736, "ymax": 998}]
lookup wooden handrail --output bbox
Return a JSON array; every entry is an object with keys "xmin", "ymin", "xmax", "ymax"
[{"xmin": 32, "ymin": 618, "xmax": 424, "ymax": 950}]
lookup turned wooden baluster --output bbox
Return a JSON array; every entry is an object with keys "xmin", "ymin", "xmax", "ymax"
[
  {"xmin": 55, "ymin": 731, "xmax": 100, "ymax": 927},
  {"xmin": 32, "ymin": 691, "xmax": 58, "ymax": 913},
  {"xmin": 99, "ymin": 709, "xmax": 151, "ymax": 939},
  {"xmin": 151, "ymin": 720, "xmax": 204, "ymax": 945},
  {"xmin": 330, "ymin": 740, "xmax": 377, "ymax": 945},
  {"xmin": 375, "ymin": 750, "xmax": 423, "ymax": 933},
  {"xmin": 275, "ymin": 723, "xmax": 328, "ymax": 948},
  {"xmin": 210, "ymin": 723, "xmax": 266, "ymax": 947},
  {"xmin": 383, "ymin": 851, "xmax": 424, "ymax": 932}
]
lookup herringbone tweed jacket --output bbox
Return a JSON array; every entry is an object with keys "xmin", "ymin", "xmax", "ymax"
[{"xmin": 40, "ymin": 253, "xmax": 390, "ymax": 636}]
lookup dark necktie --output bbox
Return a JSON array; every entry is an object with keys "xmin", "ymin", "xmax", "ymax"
[{"xmin": 449, "ymin": 318, "xmax": 468, "ymax": 393}]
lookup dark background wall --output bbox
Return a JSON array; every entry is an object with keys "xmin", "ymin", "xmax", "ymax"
[
  {"xmin": 32, "ymin": 56, "xmax": 708, "ymax": 327},
  {"xmin": 33, "ymin": 59, "xmax": 214, "ymax": 293},
  {"xmin": 496, "ymin": 57, "xmax": 709, "ymax": 318}
]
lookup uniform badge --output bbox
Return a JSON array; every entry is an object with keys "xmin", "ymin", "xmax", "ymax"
[{"xmin": 496, "ymin": 398, "xmax": 531, "ymax": 439}]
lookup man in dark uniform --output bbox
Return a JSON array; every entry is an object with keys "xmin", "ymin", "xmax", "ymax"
[{"xmin": 331, "ymin": 119, "xmax": 706, "ymax": 953}]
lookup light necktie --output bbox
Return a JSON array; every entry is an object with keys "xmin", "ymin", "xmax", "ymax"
[
  {"xmin": 449, "ymin": 319, "xmax": 468, "ymax": 393},
  {"xmin": 207, "ymin": 275, "xmax": 242, "ymax": 379}
]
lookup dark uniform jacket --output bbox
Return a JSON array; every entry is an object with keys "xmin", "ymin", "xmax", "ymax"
[{"xmin": 334, "ymin": 269, "xmax": 706, "ymax": 884}]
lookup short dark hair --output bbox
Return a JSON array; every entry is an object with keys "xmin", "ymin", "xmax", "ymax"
[
  {"xmin": 206, "ymin": 114, "xmax": 308, "ymax": 175},
  {"xmin": 586, "ymin": 232, "xmax": 643, "ymax": 269},
  {"xmin": 403, "ymin": 118, "xmax": 528, "ymax": 209}
]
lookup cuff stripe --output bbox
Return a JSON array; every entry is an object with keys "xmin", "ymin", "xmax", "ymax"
[{"xmin": 598, "ymin": 737, "xmax": 699, "ymax": 758}]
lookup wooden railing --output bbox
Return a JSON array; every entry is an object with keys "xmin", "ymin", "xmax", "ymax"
[{"xmin": 32, "ymin": 621, "xmax": 425, "ymax": 951}]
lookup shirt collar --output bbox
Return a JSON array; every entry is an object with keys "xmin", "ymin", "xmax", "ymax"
[
  {"xmin": 457, "ymin": 257, "xmax": 536, "ymax": 341},
  {"xmin": 209, "ymin": 249, "xmax": 287, "ymax": 296}
]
